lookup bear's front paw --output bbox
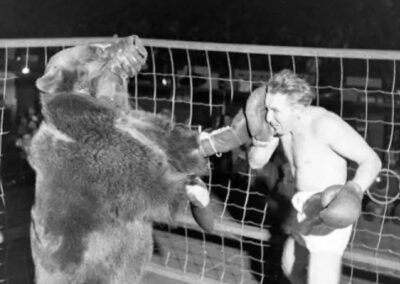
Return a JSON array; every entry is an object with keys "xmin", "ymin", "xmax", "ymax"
[
  {"xmin": 185, "ymin": 176, "xmax": 210, "ymax": 208},
  {"xmin": 185, "ymin": 176, "xmax": 214, "ymax": 233}
]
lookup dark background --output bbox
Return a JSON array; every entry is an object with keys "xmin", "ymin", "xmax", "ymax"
[{"xmin": 0, "ymin": 0, "xmax": 399, "ymax": 49}]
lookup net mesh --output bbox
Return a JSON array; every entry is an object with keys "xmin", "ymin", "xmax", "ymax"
[{"xmin": 0, "ymin": 38, "xmax": 399, "ymax": 283}]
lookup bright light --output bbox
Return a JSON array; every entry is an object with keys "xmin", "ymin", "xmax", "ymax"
[
  {"xmin": 161, "ymin": 78, "xmax": 168, "ymax": 86},
  {"xmin": 22, "ymin": 66, "xmax": 30, "ymax": 74}
]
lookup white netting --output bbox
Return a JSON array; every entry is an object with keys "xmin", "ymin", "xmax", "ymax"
[{"xmin": 0, "ymin": 38, "xmax": 399, "ymax": 284}]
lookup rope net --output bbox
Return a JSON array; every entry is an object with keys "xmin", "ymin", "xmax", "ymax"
[{"xmin": 0, "ymin": 37, "xmax": 399, "ymax": 283}]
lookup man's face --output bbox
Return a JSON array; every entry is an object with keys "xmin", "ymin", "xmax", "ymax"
[{"xmin": 265, "ymin": 92, "xmax": 297, "ymax": 135}]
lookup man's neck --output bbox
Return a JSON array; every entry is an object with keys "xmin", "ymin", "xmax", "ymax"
[{"xmin": 290, "ymin": 107, "xmax": 313, "ymax": 135}]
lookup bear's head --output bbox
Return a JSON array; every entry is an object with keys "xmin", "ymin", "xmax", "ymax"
[{"xmin": 36, "ymin": 35, "xmax": 147, "ymax": 112}]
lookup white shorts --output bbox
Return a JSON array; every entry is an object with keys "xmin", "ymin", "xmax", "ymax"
[{"xmin": 291, "ymin": 190, "xmax": 353, "ymax": 254}]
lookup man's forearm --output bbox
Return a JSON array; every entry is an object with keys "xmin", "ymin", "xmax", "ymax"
[{"xmin": 351, "ymin": 153, "xmax": 382, "ymax": 193}]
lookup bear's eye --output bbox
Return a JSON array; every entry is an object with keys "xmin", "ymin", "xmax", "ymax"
[{"xmin": 46, "ymin": 64, "xmax": 58, "ymax": 73}]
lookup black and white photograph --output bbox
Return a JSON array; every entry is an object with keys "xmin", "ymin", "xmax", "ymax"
[{"xmin": 0, "ymin": 1, "xmax": 399, "ymax": 283}]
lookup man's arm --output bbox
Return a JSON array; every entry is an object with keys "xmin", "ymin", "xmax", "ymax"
[
  {"xmin": 317, "ymin": 111, "xmax": 382, "ymax": 192},
  {"xmin": 199, "ymin": 86, "xmax": 279, "ymax": 166},
  {"xmin": 305, "ymin": 111, "xmax": 382, "ymax": 229}
]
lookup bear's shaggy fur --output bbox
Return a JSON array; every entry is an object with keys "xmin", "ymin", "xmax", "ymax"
[{"xmin": 29, "ymin": 37, "xmax": 208, "ymax": 284}]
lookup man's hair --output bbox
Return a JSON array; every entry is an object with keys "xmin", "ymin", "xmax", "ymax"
[{"xmin": 267, "ymin": 69, "xmax": 315, "ymax": 106}]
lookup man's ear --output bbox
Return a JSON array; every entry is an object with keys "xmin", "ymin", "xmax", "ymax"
[{"xmin": 293, "ymin": 103, "xmax": 307, "ymax": 119}]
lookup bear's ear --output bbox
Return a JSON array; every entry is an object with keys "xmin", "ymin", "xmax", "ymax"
[
  {"xmin": 36, "ymin": 45, "xmax": 96, "ymax": 94},
  {"xmin": 36, "ymin": 65, "xmax": 81, "ymax": 95},
  {"xmin": 36, "ymin": 63, "xmax": 64, "ymax": 94}
]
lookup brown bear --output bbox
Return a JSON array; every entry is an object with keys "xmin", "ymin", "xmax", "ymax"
[{"xmin": 29, "ymin": 36, "xmax": 210, "ymax": 284}]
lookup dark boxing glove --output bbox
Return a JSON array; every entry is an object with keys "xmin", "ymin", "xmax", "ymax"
[
  {"xmin": 245, "ymin": 85, "xmax": 271, "ymax": 141},
  {"xmin": 296, "ymin": 182, "xmax": 363, "ymax": 236},
  {"xmin": 295, "ymin": 193, "xmax": 334, "ymax": 236},
  {"xmin": 319, "ymin": 181, "xmax": 363, "ymax": 228},
  {"xmin": 245, "ymin": 86, "xmax": 278, "ymax": 169}
]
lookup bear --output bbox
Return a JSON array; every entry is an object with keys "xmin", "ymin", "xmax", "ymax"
[{"xmin": 28, "ymin": 36, "xmax": 210, "ymax": 284}]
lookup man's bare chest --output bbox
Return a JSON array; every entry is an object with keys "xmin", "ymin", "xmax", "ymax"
[{"xmin": 281, "ymin": 133, "xmax": 325, "ymax": 168}]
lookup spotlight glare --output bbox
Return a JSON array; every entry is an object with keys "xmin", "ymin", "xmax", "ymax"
[{"xmin": 22, "ymin": 66, "xmax": 30, "ymax": 74}]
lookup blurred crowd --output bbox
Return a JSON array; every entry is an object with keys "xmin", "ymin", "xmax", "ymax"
[{"xmin": 15, "ymin": 106, "xmax": 41, "ymax": 158}]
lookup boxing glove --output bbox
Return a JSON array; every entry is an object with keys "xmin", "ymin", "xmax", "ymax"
[
  {"xmin": 199, "ymin": 85, "xmax": 277, "ymax": 165},
  {"xmin": 245, "ymin": 86, "xmax": 278, "ymax": 169},
  {"xmin": 245, "ymin": 85, "xmax": 271, "ymax": 141},
  {"xmin": 199, "ymin": 108, "xmax": 251, "ymax": 157},
  {"xmin": 295, "ymin": 193, "xmax": 335, "ymax": 236},
  {"xmin": 319, "ymin": 181, "xmax": 363, "ymax": 228},
  {"xmin": 185, "ymin": 175, "xmax": 214, "ymax": 233}
]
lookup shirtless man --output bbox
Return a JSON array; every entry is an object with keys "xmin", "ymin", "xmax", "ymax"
[{"xmin": 243, "ymin": 69, "xmax": 382, "ymax": 284}]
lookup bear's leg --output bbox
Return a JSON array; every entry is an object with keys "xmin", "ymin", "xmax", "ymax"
[
  {"xmin": 79, "ymin": 221, "xmax": 153, "ymax": 284},
  {"xmin": 31, "ymin": 222, "xmax": 71, "ymax": 284}
]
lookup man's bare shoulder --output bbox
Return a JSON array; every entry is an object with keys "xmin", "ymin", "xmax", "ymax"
[
  {"xmin": 310, "ymin": 106, "xmax": 341, "ymax": 121},
  {"xmin": 309, "ymin": 106, "xmax": 347, "ymax": 138}
]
